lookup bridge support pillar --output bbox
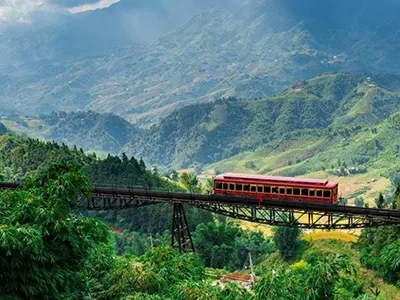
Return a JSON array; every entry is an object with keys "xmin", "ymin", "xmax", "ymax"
[{"xmin": 171, "ymin": 203, "xmax": 194, "ymax": 253}]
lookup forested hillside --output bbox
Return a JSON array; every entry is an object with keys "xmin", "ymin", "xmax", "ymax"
[
  {"xmin": 0, "ymin": 132, "xmax": 212, "ymax": 235},
  {"xmin": 126, "ymin": 73, "xmax": 400, "ymax": 173},
  {"xmin": 1, "ymin": 156, "xmax": 399, "ymax": 298},
  {"xmin": 1, "ymin": 111, "xmax": 142, "ymax": 155},
  {"xmin": 2, "ymin": 0, "xmax": 400, "ymax": 297}
]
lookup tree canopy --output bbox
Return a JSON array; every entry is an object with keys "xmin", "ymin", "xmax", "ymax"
[{"xmin": 0, "ymin": 161, "xmax": 114, "ymax": 299}]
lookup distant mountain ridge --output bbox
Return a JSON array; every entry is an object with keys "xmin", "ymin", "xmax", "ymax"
[
  {"xmin": 1, "ymin": 111, "xmax": 141, "ymax": 155},
  {"xmin": 2, "ymin": 0, "xmax": 400, "ymax": 125}
]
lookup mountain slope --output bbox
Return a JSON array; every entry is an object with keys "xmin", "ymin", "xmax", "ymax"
[
  {"xmin": 2, "ymin": 0, "xmax": 400, "ymax": 124},
  {"xmin": 1, "ymin": 111, "xmax": 142, "ymax": 155},
  {"xmin": 125, "ymin": 73, "xmax": 400, "ymax": 168}
]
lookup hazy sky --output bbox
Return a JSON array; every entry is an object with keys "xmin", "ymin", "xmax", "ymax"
[{"xmin": 0, "ymin": 0, "xmax": 120, "ymax": 23}]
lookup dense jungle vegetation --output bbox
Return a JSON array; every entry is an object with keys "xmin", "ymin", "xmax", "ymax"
[{"xmin": 0, "ymin": 132, "xmax": 399, "ymax": 298}]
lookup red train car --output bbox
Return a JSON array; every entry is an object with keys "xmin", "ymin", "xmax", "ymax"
[{"xmin": 213, "ymin": 173, "xmax": 338, "ymax": 204}]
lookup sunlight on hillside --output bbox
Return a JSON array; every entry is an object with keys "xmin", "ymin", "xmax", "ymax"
[
  {"xmin": 305, "ymin": 171, "xmax": 391, "ymax": 205},
  {"xmin": 237, "ymin": 221, "xmax": 273, "ymax": 236},
  {"xmin": 303, "ymin": 231, "xmax": 358, "ymax": 243}
]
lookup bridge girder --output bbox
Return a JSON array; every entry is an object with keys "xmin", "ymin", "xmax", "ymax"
[
  {"xmin": 2, "ymin": 182, "xmax": 400, "ymax": 229},
  {"xmin": 3, "ymin": 182, "xmax": 400, "ymax": 253},
  {"xmin": 78, "ymin": 192, "xmax": 400, "ymax": 229},
  {"xmin": 193, "ymin": 203, "xmax": 395, "ymax": 229}
]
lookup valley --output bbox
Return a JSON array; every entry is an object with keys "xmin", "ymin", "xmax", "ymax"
[
  {"xmin": 1, "ymin": 1, "xmax": 400, "ymax": 298},
  {"xmin": 3, "ymin": 72, "xmax": 399, "ymax": 203}
]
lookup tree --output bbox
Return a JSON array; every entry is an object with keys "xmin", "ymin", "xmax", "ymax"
[
  {"xmin": 170, "ymin": 170, "xmax": 179, "ymax": 181},
  {"xmin": 354, "ymin": 197, "xmax": 364, "ymax": 208},
  {"xmin": 304, "ymin": 254, "xmax": 356, "ymax": 299},
  {"xmin": 393, "ymin": 183, "xmax": 400, "ymax": 209},
  {"xmin": 375, "ymin": 193, "xmax": 385, "ymax": 208},
  {"xmin": 180, "ymin": 172, "xmax": 199, "ymax": 192},
  {"xmin": 193, "ymin": 220, "xmax": 272, "ymax": 270},
  {"xmin": 0, "ymin": 161, "xmax": 114, "ymax": 299},
  {"xmin": 273, "ymin": 226, "xmax": 301, "ymax": 261},
  {"xmin": 358, "ymin": 225, "xmax": 400, "ymax": 284},
  {"xmin": 253, "ymin": 254, "xmax": 359, "ymax": 300},
  {"xmin": 109, "ymin": 246, "xmax": 204, "ymax": 297},
  {"xmin": 193, "ymin": 220, "xmax": 240, "ymax": 269}
]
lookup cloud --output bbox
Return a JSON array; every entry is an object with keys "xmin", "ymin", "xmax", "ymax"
[
  {"xmin": 0, "ymin": 0, "xmax": 119, "ymax": 24},
  {"xmin": 0, "ymin": 0, "xmax": 56, "ymax": 23},
  {"xmin": 68, "ymin": 0, "xmax": 120, "ymax": 14}
]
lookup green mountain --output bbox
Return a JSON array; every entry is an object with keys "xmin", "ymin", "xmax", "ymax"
[
  {"xmin": 2, "ymin": 0, "xmax": 400, "ymax": 126},
  {"xmin": 5, "ymin": 72, "xmax": 400, "ymax": 183},
  {"xmin": 4, "ymin": 72, "xmax": 399, "ymax": 203},
  {"xmin": 125, "ymin": 73, "xmax": 400, "ymax": 172},
  {"xmin": 1, "ymin": 111, "xmax": 142, "ymax": 155}
]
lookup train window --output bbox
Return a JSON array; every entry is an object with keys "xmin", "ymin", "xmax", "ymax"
[
  {"xmin": 229, "ymin": 183, "xmax": 235, "ymax": 190},
  {"xmin": 279, "ymin": 187, "xmax": 285, "ymax": 194},
  {"xmin": 316, "ymin": 190, "xmax": 322, "ymax": 197},
  {"xmin": 223, "ymin": 183, "xmax": 228, "ymax": 190},
  {"xmin": 215, "ymin": 182, "xmax": 222, "ymax": 190},
  {"xmin": 293, "ymin": 188, "xmax": 300, "ymax": 195},
  {"xmin": 301, "ymin": 189, "xmax": 308, "ymax": 196},
  {"xmin": 272, "ymin": 187, "xmax": 279, "ymax": 194},
  {"xmin": 257, "ymin": 186, "xmax": 263, "ymax": 193},
  {"xmin": 286, "ymin": 188, "xmax": 293, "ymax": 195},
  {"xmin": 251, "ymin": 185, "xmax": 257, "ymax": 192},
  {"xmin": 236, "ymin": 184, "xmax": 243, "ymax": 191},
  {"xmin": 264, "ymin": 186, "xmax": 271, "ymax": 193},
  {"xmin": 309, "ymin": 190, "xmax": 315, "ymax": 197},
  {"xmin": 323, "ymin": 190, "xmax": 331, "ymax": 198},
  {"xmin": 243, "ymin": 184, "xmax": 250, "ymax": 191}
]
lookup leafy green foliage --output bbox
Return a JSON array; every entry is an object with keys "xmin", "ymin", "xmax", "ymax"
[
  {"xmin": 253, "ymin": 254, "xmax": 360, "ymax": 300},
  {"xmin": 358, "ymin": 225, "xmax": 400, "ymax": 285},
  {"xmin": 180, "ymin": 172, "xmax": 200, "ymax": 193},
  {"xmin": 0, "ymin": 161, "xmax": 114, "ymax": 299},
  {"xmin": 273, "ymin": 226, "xmax": 302, "ymax": 261},
  {"xmin": 393, "ymin": 183, "xmax": 400, "ymax": 209},
  {"xmin": 0, "ymin": 134, "xmax": 88, "ymax": 181},
  {"xmin": 0, "ymin": 133, "xmax": 213, "ymax": 236},
  {"xmin": 114, "ymin": 230, "xmax": 169, "ymax": 257},
  {"xmin": 193, "ymin": 219, "xmax": 274, "ymax": 270},
  {"xmin": 109, "ymin": 246, "xmax": 204, "ymax": 298}
]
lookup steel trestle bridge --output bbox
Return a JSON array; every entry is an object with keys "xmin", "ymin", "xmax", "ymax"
[{"xmin": 1, "ymin": 182, "xmax": 400, "ymax": 252}]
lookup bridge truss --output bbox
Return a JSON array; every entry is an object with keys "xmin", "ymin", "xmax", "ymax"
[
  {"xmin": 81, "ymin": 187, "xmax": 400, "ymax": 230},
  {"xmin": 2, "ymin": 182, "xmax": 400, "ymax": 252}
]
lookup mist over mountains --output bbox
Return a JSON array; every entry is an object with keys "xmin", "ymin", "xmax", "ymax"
[{"xmin": 1, "ymin": 0, "xmax": 400, "ymax": 125}]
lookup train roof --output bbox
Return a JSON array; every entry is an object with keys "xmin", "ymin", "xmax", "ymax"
[{"xmin": 214, "ymin": 173, "xmax": 337, "ymax": 187}]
